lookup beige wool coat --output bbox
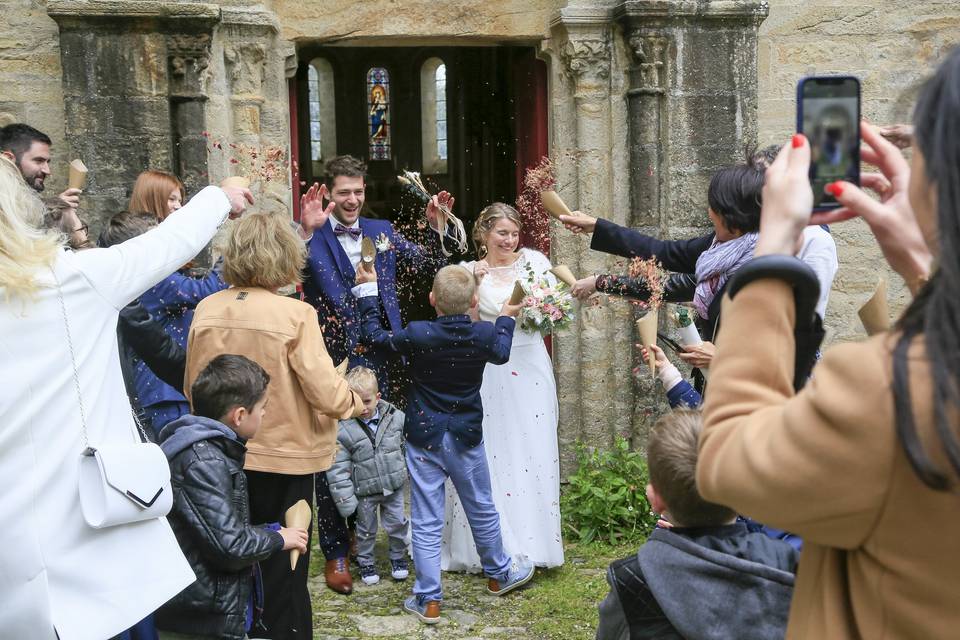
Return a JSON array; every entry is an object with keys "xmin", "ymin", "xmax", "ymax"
[
  {"xmin": 698, "ymin": 278, "xmax": 960, "ymax": 639},
  {"xmin": 186, "ymin": 287, "xmax": 363, "ymax": 474}
]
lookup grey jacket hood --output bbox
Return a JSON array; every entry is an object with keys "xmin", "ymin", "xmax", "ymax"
[
  {"xmin": 159, "ymin": 414, "xmax": 241, "ymax": 460},
  {"xmin": 637, "ymin": 526, "xmax": 795, "ymax": 640}
]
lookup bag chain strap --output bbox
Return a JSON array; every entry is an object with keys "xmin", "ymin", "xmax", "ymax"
[{"xmin": 52, "ymin": 268, "xmax": 150, "ymax": 449}]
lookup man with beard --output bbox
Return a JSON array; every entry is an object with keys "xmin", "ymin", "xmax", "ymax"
[{"xmin": 0, "ymin": 123, "xmax": 88, "ymax": 248}]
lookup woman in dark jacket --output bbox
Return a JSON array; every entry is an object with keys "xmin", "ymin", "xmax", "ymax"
[{"xmin": 562, "ymin": 164, "xmax": 764, "ymax": 381}]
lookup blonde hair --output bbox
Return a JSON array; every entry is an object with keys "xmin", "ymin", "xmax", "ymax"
[
  {"xmin": 432, "ymin": 265, "xmax": 476, "ymax": 315},
  {"xmin": 472, "ymin": 202, "xmax": 522, "ymax": 257},
  {"xmin": 647, "ymin": 409, "xmax": 736, "ymax": 528},
  {"xmin": 221, "ymin": 213, "xmax": 306, "ymax": 290},
  {"xmin": 0, "ymin": 156, "xmax": 62, "ymax": 301},
  {"xmin": 129, "ymin": 170, "xmax": 185, "ymax": 221},
  {"xmin": 345, "ymin": 366, "xmax": 379, "ymax": 396}
]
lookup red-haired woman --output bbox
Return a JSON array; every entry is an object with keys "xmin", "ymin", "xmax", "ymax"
[{"xmin": 128, "ymin": 170, "xmax": 228, "ymax": 435}]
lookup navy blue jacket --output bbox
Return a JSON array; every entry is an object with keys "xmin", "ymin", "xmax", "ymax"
[{"xmin": 356, "ymin": 294, "xmax": 514, "ymax": 449}]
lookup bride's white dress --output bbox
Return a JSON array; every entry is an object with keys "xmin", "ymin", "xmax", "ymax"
[{"xmin": 441, "ymin": 247, "xmax": 564, "ymax": 571}]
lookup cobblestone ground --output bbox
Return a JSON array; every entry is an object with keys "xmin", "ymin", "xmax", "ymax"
[{"xmin": 308, "ymin": 535, "xmax": 621, "ymax": 639}]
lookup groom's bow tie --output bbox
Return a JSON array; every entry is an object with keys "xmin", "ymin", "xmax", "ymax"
[{"xmin": 334, "ymin": 223, "xmax": 362, "ymax": 239}]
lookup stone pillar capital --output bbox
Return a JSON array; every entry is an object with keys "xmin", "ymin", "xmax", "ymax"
[
  {"xmin": 560, "ymin": 37, "xmax": 611, "ymax": 82},
  {"xmin": 625, "ymin": 33, "xmax": 668, "ymax": 92}
]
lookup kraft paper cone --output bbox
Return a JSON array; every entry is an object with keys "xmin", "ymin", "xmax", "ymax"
[
  {"xmin": 540, "ymin": 190, "xmax": 574, "ymax": 220},
  {"xmin": 360, "ymin": 237, "xmax": 376, "ymax": 265},
  {"xmin": 508, "ymin": 280, "xmax": 526, "ymax": 305},
  {"xmin": 859, "ymin": 278, "xmax": 890, "ymax": 336},
  {"xmin": 636, "ymin": 310, "xmax": 659, "ymax": 376},
  {"xmin": 220, "ymin": 176, "xmax": 250, "ymax": 190},
  {"xmin": 550, "ymin": 265, "xmax": 577, "ymax": 287},
  {"xmin": 68, "ymin": 159, "xmax": 87, "ymax": 190},
  {"xmin": 285, "ymin": 499, "xmax": 312, "ymax": 571},
  {"xmin": 335, "ymin": 357, "xmax": 349, "ymax": 376}
]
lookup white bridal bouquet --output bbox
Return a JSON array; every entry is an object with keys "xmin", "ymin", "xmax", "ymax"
[{"xmin": 516, "ymin": 263, "xmax": 575, "ymax": 336}]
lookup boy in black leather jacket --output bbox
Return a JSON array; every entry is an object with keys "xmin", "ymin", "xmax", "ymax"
[{"xmin": 156, "ymin": 355, "xmax": 308, "ymax": 640}]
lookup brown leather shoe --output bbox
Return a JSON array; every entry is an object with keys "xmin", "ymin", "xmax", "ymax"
[{"xmin": 324, "ymin": 557, "xmax": 353, "ymax": 595}]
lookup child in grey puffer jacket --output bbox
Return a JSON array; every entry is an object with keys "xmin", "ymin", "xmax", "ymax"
[{"xmin": 326, "ymin": 366, "xmax": 409, "ymax": 585}]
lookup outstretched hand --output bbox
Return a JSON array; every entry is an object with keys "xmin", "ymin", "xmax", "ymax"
[
  {"xmin": 222, "ymin": 185, "xmax": 254, "ymax": 219},
  {"xmin": 499, "ymin": 300, "xmax": 523, "ymax": 318},
  {"xmin": 300, "ymin": 182, "xmax": 335, "ymax": 237},
  {"xmin": 426, "ymin": 190, "xmax": 455, "ymax": 230},
  {"xmin": 559, "ymin": 211, "xmax": 597, "ymax": 235}
]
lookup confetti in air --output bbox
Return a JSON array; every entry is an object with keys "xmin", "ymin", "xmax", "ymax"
[
  {"xmin": 628, "ymin": 256, "xmax": 668, "ymax": 310},
  {"xmin": 396, "ymin": 170, "xmax": 469, "ymax": 257},
  {"xmin": 203, "ymin": 132, "xmax": 289, "ymax": 184}
]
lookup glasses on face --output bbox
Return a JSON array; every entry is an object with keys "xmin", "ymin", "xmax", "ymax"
[{"xmin": 73, "ymin": 223, "xmax": 89, "ymax": 235}]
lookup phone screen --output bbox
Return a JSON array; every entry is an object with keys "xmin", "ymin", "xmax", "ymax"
[{"xmin": 798, "ymin": 76, "xmax": 860, "ymax": 209}]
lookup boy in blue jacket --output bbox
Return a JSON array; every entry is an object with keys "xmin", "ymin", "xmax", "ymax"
[{"xmin": 353, "ymin": 264, "xmax": 535, "ymax": 624}]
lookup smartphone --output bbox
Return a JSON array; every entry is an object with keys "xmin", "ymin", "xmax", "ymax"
[{"xmin": 797, "ymin": 76, "xmax": 861, "ymax": 210}]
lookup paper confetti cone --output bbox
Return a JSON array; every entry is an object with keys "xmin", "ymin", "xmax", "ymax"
[
  {"xmin": 550, "ymin": 265, "xmax": 577, "ymax": 287},
  {"xmin": 636, "ymin": 310, "xmax": 659, "ymax": 376},
  {"xmin": 220, "ymin": 176, "xmax": 250, "ymax": 190},
  {"xmin": 508, "ymin": 280, "xmax": 526, "ymax": 305},
  {"xmin": 335, "ymin": 357, "xmax": 349, "ymax": 376},
  {"xmin": 68, "ymin": 159, "xmax": 87, "ymax": 190},
  {"xmin": 285, "ymin": 499, "xmax": 312, "ymax": 571},
  {"xmin": 360, "ymin": 237, "xmax": 376, "ymax": 267},
  {"xmin": 540, "ymin": 190, "xmax": 574, "ymax": 219},
  {"xmin": 858, "ymin": 278, "xmax": 890, "ymax": 336}
]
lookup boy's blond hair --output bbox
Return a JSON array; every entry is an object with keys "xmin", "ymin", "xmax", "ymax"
[
  {"xmin": 221, "ymin": 213, "xmax": 306, "ymax": 290},
  {"xmin": 344, "ymin": 365, "xmax": 379, "ymax": 396},
  {"xmin": 432, "ymin": 265, "xmax": 476, "ymax": 315},
  {"xmin": 647, "ymin": 409, "xmax": 736, "ymax": 528}
]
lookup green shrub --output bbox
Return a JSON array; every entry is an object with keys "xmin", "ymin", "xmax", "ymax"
[{"xmin": 561, "ymin": 437, "xmax": 657, "ymax": 545}]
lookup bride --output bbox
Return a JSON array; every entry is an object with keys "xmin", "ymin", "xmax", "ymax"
[{"xmin": 441, "ymin": 202, "xmax": 565, "ymax": 571}]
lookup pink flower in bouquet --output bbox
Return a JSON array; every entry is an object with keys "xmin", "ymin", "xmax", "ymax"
[{"xmin": 523, "ymin": 295, "xmax": 537, "ymax": 307}]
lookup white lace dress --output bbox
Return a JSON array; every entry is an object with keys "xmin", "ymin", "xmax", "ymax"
[{"xmin": 441, "ymin": 247, "xmax": 565, "ymax": 570}]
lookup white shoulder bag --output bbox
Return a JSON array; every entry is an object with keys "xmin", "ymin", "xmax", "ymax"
[{"xmin": 54, "ymin": 269, "xmax": 173, "ymax": 528}]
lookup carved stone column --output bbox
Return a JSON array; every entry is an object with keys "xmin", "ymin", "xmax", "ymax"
[
  {"xmin": 615, "ymin": 0, "xmax": 769, "ymax": 447},
  {"xmin": 48, "ymin": 1, "xmax": 219, "ymax": 230},
  {"xmin": 548, "ymin": 10, "xmax": 637, "ymax": 474}
]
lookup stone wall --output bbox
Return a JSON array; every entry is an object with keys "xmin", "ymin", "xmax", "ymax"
[
  {"xmin": 272, "ymin": 0, "xmax": 568, "ymax": 44},
  {"xmin": 0, "ymin": 1, "xmax": 66, "ymax": 195},
  {"xmin": 757, "ymin": 0, "xmax": 960, "ymax": 342}
]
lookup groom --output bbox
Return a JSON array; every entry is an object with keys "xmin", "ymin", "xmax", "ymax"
[{"xmin": 297, "ymin": 154, "xmax": 452, "ymax": 594}]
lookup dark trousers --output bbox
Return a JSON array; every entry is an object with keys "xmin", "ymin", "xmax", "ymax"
[
  {"xmin": 315, "ymin": 471, "xmax": 351, "ymax": 560},
  {"xmin": 246, "ymin": 471, "xmax": 313, "ymax": 640}
]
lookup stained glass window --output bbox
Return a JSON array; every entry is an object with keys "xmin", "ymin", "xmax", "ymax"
[
  {"xmin": 420, "ymin": 58, "xmax": 447, "ymax": 174},
  {"xmin": 435, "ymin": 64, "xmax": 447, "ymax": 161},
  {"xmin": 308, "ymin": 58, "xmax": 337, "ymax": 172},
  {"xmin": 367, "ymin": 67, "xmax": 391, "ymax": 160},
  {"xmin": 308, "ymin": 65, "xmax": 321, "ymax": 162}
]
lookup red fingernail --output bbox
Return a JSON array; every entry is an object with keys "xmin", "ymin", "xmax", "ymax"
[
  {"xmin": 826, "ymin": 181, "xmax": 844, "ymax": 197},
  {"xmin": 792, "ymin": 134, "xmax": 805, "ymax": 148}
]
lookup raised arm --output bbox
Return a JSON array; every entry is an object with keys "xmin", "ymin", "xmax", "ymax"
[
  {"xmin": 356, "ymin": 292, "xmax": 415, "ymax": 355},
  {"xmin": 145, "ymin": 266, "xmax": 227, "ymax": 313},
  {"xmin": 591, "ymin": 219, "xmax": 714, "ymax": 273},
  {"xmin": 486, "ymin": 316, "xmax": 516, "ymax": 365},
  {"xmin": 697, "ymin": 278, "xmax": 891, "ymax": 548},
  {"xmin": 71, "ymin": 186, "xmax": 248, "ymax": 309}
]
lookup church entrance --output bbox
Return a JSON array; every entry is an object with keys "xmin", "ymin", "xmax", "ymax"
[{"xmin": 290, "ymin": 44, "xmax": 548, "ymax": 321}]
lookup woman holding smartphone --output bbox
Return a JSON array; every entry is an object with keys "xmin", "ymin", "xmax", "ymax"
[{"xmin": 696, "ymin": 51, "xmax": 958, "ymax": 638}]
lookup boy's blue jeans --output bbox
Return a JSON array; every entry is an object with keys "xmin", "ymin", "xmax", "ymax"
[{"xmin": 406, "ymin": 432, "xmax": 511, "ymax": 601}]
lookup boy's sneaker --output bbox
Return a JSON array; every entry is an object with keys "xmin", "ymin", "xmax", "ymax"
[
  {"xmin": 403, "ymin": 594, "xmax": 441, "ymax": 624},
  {"xmin": 359, "ymin": 563, "xmax": 380, "ymax": 586},
  {"xmin": 487, "ymin": 557, "xmax": 535, "ymax": 596},
  {"xmin": 390, "ymin": 559, "xmax": 409, "ymax": 581}
]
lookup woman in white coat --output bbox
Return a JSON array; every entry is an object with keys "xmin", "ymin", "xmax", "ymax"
[{"xmin": 0, "ymin": 156, "xmax": 250, "ymax": 640}]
